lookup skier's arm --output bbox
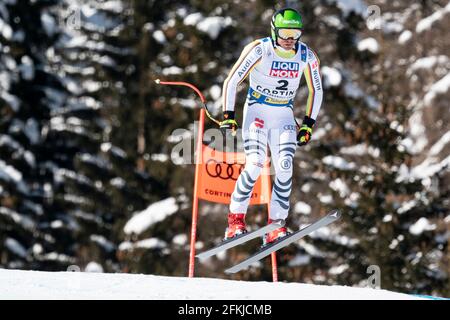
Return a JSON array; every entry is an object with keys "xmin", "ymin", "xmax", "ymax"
[
  {"xmin": 297, "ymin": 48, "xmax": 323, "ymax": 146},
  {"xmin": 303, "ymin": 48, "xmax": 323, "ymax": 120},
  {"xmin": 222, "ymin": 40, "xmax": 263, "ymax": 112}
]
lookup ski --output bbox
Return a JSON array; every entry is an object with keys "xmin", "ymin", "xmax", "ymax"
[
  {"xmin": 196, "ymin": 219, "xmax": 285, "ymax": 260},
  {"xmin": 224, "ymin": 210, "xmax": 341, "ymax": 274}
]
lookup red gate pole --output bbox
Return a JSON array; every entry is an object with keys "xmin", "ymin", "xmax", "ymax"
[
  {"xmin": 188, "ymin": 108, "xmax": 205, "ymax": 277},
  {"xmin": 153, "ymin": 79, "xmax": 211, "ymax": 278},
  {"xmin": 267, "ymin": 177, "xmax": 278, "ymax": 282}
]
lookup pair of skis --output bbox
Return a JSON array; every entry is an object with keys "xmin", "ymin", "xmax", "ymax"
[{"xmin": 196, "ymin": 209, "xmax": 341, "ymax": 274}]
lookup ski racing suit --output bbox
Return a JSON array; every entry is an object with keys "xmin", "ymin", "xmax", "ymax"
[{"xmin": 222, "ymin": 37, "xmax": 323, "ymax": 220}]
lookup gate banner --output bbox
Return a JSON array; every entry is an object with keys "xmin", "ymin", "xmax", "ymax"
[{"xmin": 197, "ymin": 144, "xmax": 271, "ymax": 205}]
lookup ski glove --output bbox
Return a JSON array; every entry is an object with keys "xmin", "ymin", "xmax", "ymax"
[
  {"xmin": 297, "ymin": 116, "xmax": 315, "ymax": 146},
  {"xmin": 220, "ymin": 111, "xmax": 238, "ymax": 136}
]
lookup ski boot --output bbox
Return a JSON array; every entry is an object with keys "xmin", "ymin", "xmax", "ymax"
[
  {"xmin": 224, "ymin": 213, "xmax": 247, "ymax": 241},
  {"xmin": 262, "ymin": 219, "xmax": 289, "ymax": 247}
]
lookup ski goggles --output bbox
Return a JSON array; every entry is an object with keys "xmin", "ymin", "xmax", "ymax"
[{"xmin": 276, "ymin": 28, "xmax": 302, "ymax": 40}]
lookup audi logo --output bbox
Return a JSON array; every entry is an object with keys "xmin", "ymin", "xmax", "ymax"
[
  {"xmin": 283, "ymin": 125, "xmax": 296, "ymax": 131},
  {"xmin": 205, "ymin": 159, "xmax": 243, "ymax": 180}
]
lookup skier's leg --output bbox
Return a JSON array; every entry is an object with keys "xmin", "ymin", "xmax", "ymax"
[
  {"xmin": 267, "ymin": 111, "xmax": 297, "ymax": 221},
  {"xmin": 229, "ymin": 104, "xmax": 268, "ymax": 214}
]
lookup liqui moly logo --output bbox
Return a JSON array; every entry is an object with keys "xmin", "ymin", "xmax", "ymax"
[{"xmin": 269, "ymin": 61, "xmax": 299, "ymax": 78}]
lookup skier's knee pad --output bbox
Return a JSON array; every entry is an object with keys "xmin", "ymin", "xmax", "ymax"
[
  {"xmin": 246, "ymin": 151, "xmax": 265, "ymax": 167},
  {"xmin": 275, "ymin": 155, "xmax": 293, "ymax": 176},
  {"xmin": 243, "ymin": 161, "xmax": 263, "ymax": 181}
]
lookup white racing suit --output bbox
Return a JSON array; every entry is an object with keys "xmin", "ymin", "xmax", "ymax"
[{"xmin": 222, "ymin": 37, "xmax": 323, "ymax": 220}]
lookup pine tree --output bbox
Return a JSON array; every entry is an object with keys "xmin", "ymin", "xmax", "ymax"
[
  {"xmin": 50, "ymin": 0, "xmax": 167, "ymax": 271},
  {"xmin": 0, "ymin": 0, "xmax": 77, "ymax": 270},
  {"xmin": 283, "ymin": 0, "xmax": 449, "ymax": 296}
]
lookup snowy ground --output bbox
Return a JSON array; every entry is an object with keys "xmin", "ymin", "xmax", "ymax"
[{"xmin": 0, "ymin": 269, "xmax": 426, "ymax": 300}]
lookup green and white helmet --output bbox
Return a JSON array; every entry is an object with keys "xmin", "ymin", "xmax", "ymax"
[{"xmin": 271, "ymin": 8, "xmax": 304, "ymax": 41}]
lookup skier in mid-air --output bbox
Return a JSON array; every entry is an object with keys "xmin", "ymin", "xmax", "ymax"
[{"xmin": 220, "ymin": 7, "xmax": 323, "ymax": 246}]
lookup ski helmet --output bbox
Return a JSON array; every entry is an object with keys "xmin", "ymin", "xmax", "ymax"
[{"xmin": 271, "ymin": 8, "xmax": 303, "ymax": 41}]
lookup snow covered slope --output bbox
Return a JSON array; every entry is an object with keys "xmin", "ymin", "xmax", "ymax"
[{"xmin": 0, "ymin": 269, "xmax": 423, "ymax": 300}]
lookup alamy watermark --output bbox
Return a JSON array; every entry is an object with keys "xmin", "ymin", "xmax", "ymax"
[
  {"xmin": 366, "ymin": 5, "xmax": 381, "ymax": 30},
  {"xmin": 59, "ymin": 5, "xmax": 81, "ymax": 30},
  {"xmin": 367, "ymin": 265, "xmax": 381, "ymax": 289},
  {"xmin": 66, "ymin": 264, "xmax": 82, "ymax": 290},
  {"xmin": 169, "ymin": 123, "xmax": 297, "ymax": 177},
  {"xmin": 66, "ymin": 264, "xmax": 142, "ymax": 292}
]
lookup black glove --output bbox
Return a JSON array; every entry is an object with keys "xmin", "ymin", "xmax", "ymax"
[
  {"xmin": 297, "ymin": 116, "xmax": 315, "ymax": 146},
  {"xmin": 220, "ymin": 111, "xmax": 238, "ymax": 136}
]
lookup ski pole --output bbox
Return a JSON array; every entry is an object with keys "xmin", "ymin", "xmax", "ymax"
[{"xmin": 154, "ymin": 79, "xmax": 221, "ymax": 127}]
